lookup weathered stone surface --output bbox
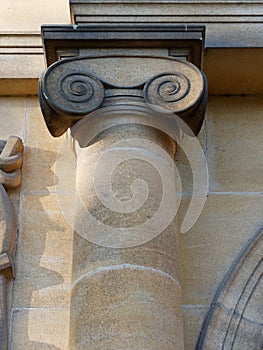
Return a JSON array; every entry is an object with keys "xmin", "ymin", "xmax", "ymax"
[
  {"xmin": 0, "ymin": 137, "xmax": 23, "ymax": 190},
  {"xmin": 183, "ymin": 306, "xmax": 209, "ymax": 350},
  {"xmin": 70, "ymin": 0, "xmax": 263, "ymax": 48},
  {"xmin": 38, "ymin": 20, "xmax": 209, "ymax": 349},
  {"xmin": 69, "ymin": 123, "xmax": 184, "ymax": 350},
  {"xmin": 10, "ymin": 308, "xmax": 70, "ymax": 350},
  {"xmin": 21, "ymin": 98, "xmax": 64, "ymax": 194},
  {"xmin": 0, "ymin": 197, "xmax": 13, "ymax": 348},
  {"xmin": 0, "ymin": 98, "xmax": 26, "ymax": 139},
  {"xmin": 207, "ymin": 96, "xmax": 263, "ymax": 192},
  {"xmin": 179, "ymin": 194, "xmax": 263, "ymax": 305},
  {"xmin": 0, "ymin": 186, "xmax": 16, "ymax": 278},
  {"xmin": 39, "ymin": 53, "xmax": 207, "ymax": 137},
  {"xmin": 197, "ymin": 227, "xmax": 263, "ymax": 350},
  {"xmin": 71, "ymin": 267, "xmax": 183, "ymax": 350},
  {"xmin": 13, "ymin": 194, "xmax": 73, "ymax": 308},
  {"xmin": 0, "ymin": 136, "xmax": 23, "ymax": 350}
]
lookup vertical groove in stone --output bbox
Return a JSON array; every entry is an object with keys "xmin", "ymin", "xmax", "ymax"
[{"xmin": 69, "ymin": 123, "xmax": 184, "ymax": 350}]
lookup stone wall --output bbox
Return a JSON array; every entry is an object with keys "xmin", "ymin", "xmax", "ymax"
[
  {"xmin": 1, "ymin": 94, "xmax": 262, "ymax": 349},
  {"xmin": 0, "ymin": 1, "xmax": 262, "ymax": 349}
]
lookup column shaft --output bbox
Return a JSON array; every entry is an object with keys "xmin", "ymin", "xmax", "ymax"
[{"xmin": 69, "ymin": 123, "xmax": 184, "ymax": 350}]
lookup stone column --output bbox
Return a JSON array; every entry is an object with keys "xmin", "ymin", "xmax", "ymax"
[
  {"xmin": 69, "ymin": 108, "xmax": 183, "ymax": 349},
  {"xmin": 39, "ymin": 45, "xmax": 207, "ymax": 349}
]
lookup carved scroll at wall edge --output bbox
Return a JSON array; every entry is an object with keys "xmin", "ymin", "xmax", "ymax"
[
  {"xmin": 197, "ymin": 226, "xmax": 263, "ymax": 350},
  {"xmin": 0, "ymin": 136, "xmax": 23, "ymax": 350}
]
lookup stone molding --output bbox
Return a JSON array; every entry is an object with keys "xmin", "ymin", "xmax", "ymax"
[
  {"xmin": 41, "ymin": 24, "xmax": 205, "ymax": 67},
  {"xmin": 0, "ymin": 33, "xmax": 42, "ymax": 55},
  {"xmin": 196, "ymin": 227, "xmax": 263, "ymax": 349},
  {"xmin": 0, "ymin": 33, "xmax": 44, "ymax": 95},
  {"xmin": 70, "ymin": 0, "xmax": 263, "ymax": 48}
]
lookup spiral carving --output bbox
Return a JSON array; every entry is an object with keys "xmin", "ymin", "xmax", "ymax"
[
  {"xmin": 42, "ymin": 67, "xmax": 105, "ymax": 115},
  {"xmin": 144, "ymin": 71, "xmax": 204, "ymax": 113}
]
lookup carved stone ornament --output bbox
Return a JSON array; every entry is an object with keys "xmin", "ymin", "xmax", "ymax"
[
  {"xmin": 0, "ymin": 136, "xmax": 23, "ymax": 350},
  {"xmin": 197, "ymin": 227, "xmax": 263, "ymax": 350},
  {"xmin": 39, "ymin": 55, "xmax": 207, "ymax": 137}
]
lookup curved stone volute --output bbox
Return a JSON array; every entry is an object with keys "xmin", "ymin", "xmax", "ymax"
[{"xmin": 39, "ymin": 55, "xmax": 207, "ymax": 137}]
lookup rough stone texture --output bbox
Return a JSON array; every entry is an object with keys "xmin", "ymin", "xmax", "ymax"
[
  {"xmin": 69, "ymin": 123, "xmax": 184, "ymax": 349},
  {"xmin": 0, "ymin": 98, "xmax": 26, "ymax": 139},
  {"xmin": 0, "ymin": 95, "xmax": 262, "ymax": 349},
  {"xmin": 0, "ymin": 97, "xmax": 73, "ymax": 349},
  {"xmin": 0, "ymin": 1, "xmax": 70, "ymax": 95},
  {"xmin": 197, "ymin": 227, "xmax": 263, "ymax": 350},
  {"xmin": 179, "ymin": 194, "xmax": 263, "ymax": 306},
  {"xmin": 10, "ymin": 308, "xmax": 70, "ymax": 350},
  {"xmin": 183, "ymin": 306, "xmax": 208, "ymax": 350},
  {"xmin": 0, "ymin": 136, "xmax": 23, "ymax": 350},
  {"xmin": 70, "ymin": 0, "xmax": 263, "ymax": 48},
  {"xmin": 38, "ymin": 23, "xmax": 209, "ymax": 347},
  {"xmin": 21, "ymin": 98, "xmax": 64, "ymax": 194},
  {"xmin": 207, "ymin": 96, "xmax": 263, "ymax": 192},
  {"xmin": 39, "ymin": 47, "xmax": 207, "ymax": 136},
  {"xmin": 1, "ymin": 1, "xmax": 263, "ymax": 95},
  {"xmin": 13, "ymin": 194, "xmax": 73, "ymax": 309},
  {"xmin": 0, "ymin": 136, "xmax": 23, "ymax": 190}
]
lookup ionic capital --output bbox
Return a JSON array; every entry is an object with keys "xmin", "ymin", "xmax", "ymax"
[{"xmin": 39, "ymin": 24, "xmax": 207, "ymax": 138}]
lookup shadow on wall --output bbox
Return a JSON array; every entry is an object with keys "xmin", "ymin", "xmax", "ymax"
[{"xmin": 11, "ymin": 147, "xmax": 70, "ymax": 350}]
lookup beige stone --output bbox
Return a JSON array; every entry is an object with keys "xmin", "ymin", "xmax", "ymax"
[
  {"xmin": 22, "ymin": 98, "xmax": 64, "ymax": 193},
  {"xmin": 70, "ymin": 1, "xmax": 263, "ymax": 48},
  {"xmin": 71, "ymin": 268, "xmax": 183, "ymax": 350},
  {"xmin": 70, "ymin": 123, "xmax": 184, "ymax": 349},
  {"xmin": 196, "ymin": 228, "xmax": 263, "ymax": 350},
  {"xmin": 0, "ymin": 55, "xmax": 44, "ymax": 80},
  {"xmin": 0, "ymin": 79, "xmax": 39, "ymax": 96},
  {"xmin": 183, "ymin": 306, "xmax": 209, "ymax": 350},
  {"xmin": 0, "ymin": 97, "xmax": 26, "ymax": 140},
  {"xmin": 2, "ymin": 48, "xmax": 263, "ymax": 95},
  {"xmin": 0, "ymin": 136, "xmax": 23, "ymax": 190},
  {"xmin": 206, "ymin": 96, "xmax": 263, "ymax": 192},
  {"xmin": 0, "ymin": 0, "xmax": 261, "ymax": 348},
  {"xmin": 13, "ymin": 194, "xmax": 73, "ymax": 308},
  {"xmin": 178, "ymin": 194, "xmax": 263, "ymax": 305},
  {"xmin": 0, "ymin": 0, "xmax": 70, "ymax": 32},
  {"xmin": 204, "ymin": 48, "xmax": 263, "ymax": 95},
  {"xmin": 175, "ymin": 122, "xmax": 206, "ymax": 194},
  {"xmin": 10, "ymin": 308, "xmax": 70, "ymax": 350},
  {"xmin": 0, "ymin": 135, "xmax": 23, "ymax": 349}
]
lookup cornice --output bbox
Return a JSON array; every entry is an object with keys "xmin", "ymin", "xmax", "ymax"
[
  {"xmin": 0, "ymin": 33, "xmax": 42, "ymax": 55},
  {"xmin": 41, "ymin": 24, "xmax": 205, "ymax": 67},
  {"xmin": 70, "ymin": 0, "xmax": 263, "ymax": 48}
]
